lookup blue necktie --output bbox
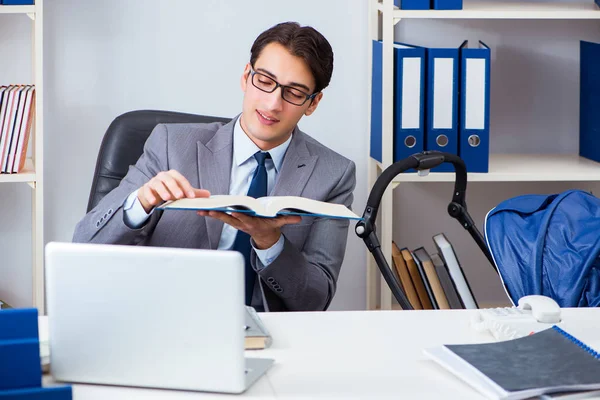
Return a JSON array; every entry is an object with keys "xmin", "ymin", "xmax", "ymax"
[{"xmin": 232, "ymin": 151, "xmax": 270, "ymax": 305}]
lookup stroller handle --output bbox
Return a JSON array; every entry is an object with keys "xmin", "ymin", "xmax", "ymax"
[{"xmin": 355, "ymin": 151, "xmax": 496, "ymax": 310}]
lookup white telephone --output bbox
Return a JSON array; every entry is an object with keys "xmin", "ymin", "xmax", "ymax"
[{"xmin": 472, "ymin": 295, "xmax": 562, "ymax": 341}]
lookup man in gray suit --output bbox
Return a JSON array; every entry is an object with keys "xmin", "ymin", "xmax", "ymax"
[{"xmin": 73, "ymin": 22, "xmax": 356, "ymax": 312}]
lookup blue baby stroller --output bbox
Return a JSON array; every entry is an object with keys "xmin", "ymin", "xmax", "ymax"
[{"xmin": 356, "ymin": 152, "xmax": 600, "ymax": 309}]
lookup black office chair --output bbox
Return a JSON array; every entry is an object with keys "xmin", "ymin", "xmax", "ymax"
[{"xmin": 86, "ymin": 110, "xmax": 231, "ymax": 212}]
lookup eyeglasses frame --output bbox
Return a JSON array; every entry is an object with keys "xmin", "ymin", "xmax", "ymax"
[{"xmin": 248, "ymin": 67, "xmax": 318, "ymax": 106}]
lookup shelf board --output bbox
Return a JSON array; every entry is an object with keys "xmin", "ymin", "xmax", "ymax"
[
  {"xmin": 0, "ymin": 159, "xmax": 36, "ymax": 183},
  {"xmin": 394, "ymin": 0, "xmax": 600, "ymax": 19},
  {"xmin": 391, "ymin": 154, "xmax": 600, "ymax": 183},
  {"xmin": 0, "ymin": 5, "xmax": 35, "ymax": 14}
]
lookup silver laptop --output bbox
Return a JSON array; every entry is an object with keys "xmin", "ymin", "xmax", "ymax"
[{"xmin": 45, "ymin": 242, "xmax": 274, "ymax": 394}]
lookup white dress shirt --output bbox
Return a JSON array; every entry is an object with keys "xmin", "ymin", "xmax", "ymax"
[{"xmin": 123, "ymin": 116, "xmax": 292, "ymax": 268}]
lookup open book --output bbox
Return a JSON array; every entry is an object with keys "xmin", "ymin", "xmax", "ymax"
[{"xmin": 158, "ymin": 195, "xmax": 362, "ymax": 220}]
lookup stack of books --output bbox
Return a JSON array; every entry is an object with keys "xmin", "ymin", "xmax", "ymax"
[
  {"xmin": 0, "ymin": 85, "xmax": 35, "ymax": 174},
  {"xmin": 391, "ymin": 233, "xmax": 478, "ymax": 310}
]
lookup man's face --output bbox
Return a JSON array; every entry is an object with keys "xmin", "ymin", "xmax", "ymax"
[{"xmin": 240, "ymin": 42, "xmax": 323, "ymax": 151}]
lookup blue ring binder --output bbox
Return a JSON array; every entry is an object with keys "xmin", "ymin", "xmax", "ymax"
[{"xmin": 552, "ymin": 325, "xmax": 600, "ymax": 360}]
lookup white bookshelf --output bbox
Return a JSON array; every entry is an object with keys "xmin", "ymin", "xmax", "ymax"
[
  {"xmin": 391, "ymin": 154, "xmax": 600, "ymax": 183},
  {"xmin": 367, "ymin": 0, "xmax": 600, "ymax": 310},
  {"xmin": 387, "ymin": 0, "xmax": 600, "ymax": 19},
  {"xmin": 0, "ymin": 1, "xmax": 44, "ymax": 311},
  {"xmin": 0, "ymin": 5, "xmax": 35, "ymax": 14}
]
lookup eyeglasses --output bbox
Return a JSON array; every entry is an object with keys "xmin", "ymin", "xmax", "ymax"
[{"xmin": 249, "ymin": 68, "xmax": 318, "ymax": 106}]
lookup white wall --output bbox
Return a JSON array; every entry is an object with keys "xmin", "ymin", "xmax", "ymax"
[
  {"xmin": 0, "ymin": 0, "xmax": 369, "ymax": 310},
  {"xmin": 1, "ymin": 1, "xmax": 599, "ymax": 310}
]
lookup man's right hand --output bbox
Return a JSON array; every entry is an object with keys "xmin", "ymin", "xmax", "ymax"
[{"xmin": 138, "ymin": 170, "xmax": 210, "ymax": 213}]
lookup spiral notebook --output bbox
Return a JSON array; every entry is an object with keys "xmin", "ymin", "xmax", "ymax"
[{"xmin": 424, "ymin": 326, "xmax": 600, "ymax": 400}]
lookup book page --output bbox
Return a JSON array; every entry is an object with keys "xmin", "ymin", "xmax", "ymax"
[
  {"xmin": 258, "ymin": 196, "xmax": 361, "ymax": 220},
  {"xmin": 160, "ymin": 195, "xmax": 265, "ymax": 215}
]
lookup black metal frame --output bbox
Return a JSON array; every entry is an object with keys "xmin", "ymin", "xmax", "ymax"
[{"xmin": 355, "ymin": 151, "xmax": 496, "ymax": 310}]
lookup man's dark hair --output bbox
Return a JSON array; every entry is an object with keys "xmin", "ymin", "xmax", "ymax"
[{"xmin": 250, "ymin": 22, "xmax": 334, "ymax": 94}]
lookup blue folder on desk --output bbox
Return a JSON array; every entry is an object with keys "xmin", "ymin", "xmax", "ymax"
[
  {"xmin": 0, "ymin": 309, "xmax": 72, "ymax": 399},
  {"xmin": 580, "ymin": 40, "xmax": 600, "ymax": 164},
  {"xmin": 393, "ymin": 43, "xmax": 425, "ymax": 165},
  {"xmin": 426, "ymin": 46, "xmax": 459, "ymax": 172},
  {"xmin": 459, "ymin": 40, "xmax": 491, "ymax": 173}
]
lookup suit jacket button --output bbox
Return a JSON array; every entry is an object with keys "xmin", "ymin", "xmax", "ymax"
[
  {"xmin": 267, "ymin": 277, "xmax": 275, "ymax": 283},
  {"xmin": 108, "ymin": 209, "xmax": 113, "ymax": 215},
  {"xmin": 96, "ymin": 221, "xmax": 100, "ymax": 227}
]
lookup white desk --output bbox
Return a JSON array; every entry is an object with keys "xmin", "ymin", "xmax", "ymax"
[{"xmin": 40, "ymin": 308, "xmax": 600, "ymax": 399}]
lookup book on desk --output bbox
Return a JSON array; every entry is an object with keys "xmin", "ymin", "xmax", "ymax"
[
  {"xmin": 245, "ymin": 306, "xmax": 272, "ymax": 350},
  {"xmin": 424, "ymin": 325, "xmax": 600, "ymax": 400}
]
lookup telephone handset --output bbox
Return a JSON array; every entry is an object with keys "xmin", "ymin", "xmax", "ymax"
[
  {"xmin": 471, "ymin": 295, "xmax": 562, "ymax": 341},
  {"xmin": 517, "ymin": 295, "xmax": 561, "ymax": 323}
]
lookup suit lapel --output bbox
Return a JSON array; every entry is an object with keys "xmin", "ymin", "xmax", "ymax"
[
  {"xmin": 197, "ymin": 121, "xmax": 235, "ymax": 249},
  {"xmin": 272, "ymin": 128, "xmax": 318, "ymax": 197}
]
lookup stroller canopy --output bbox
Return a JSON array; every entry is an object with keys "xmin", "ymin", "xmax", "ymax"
[{"xmin": 485, "ymin": 189, "xmax": 600, "ymax": 307}]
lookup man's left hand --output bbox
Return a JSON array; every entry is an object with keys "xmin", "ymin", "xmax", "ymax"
[{"xmin": 197, "ymin": 211, "xmax": 302, "ymax": 249}]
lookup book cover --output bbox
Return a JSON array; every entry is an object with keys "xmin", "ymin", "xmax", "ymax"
[
  {"xmin": 392, "ymin": 242, "xmax": 422, "ymax": 309},
  {"xmin": 425, "ymin": 326, "xmax": 600, "ymax": 400},
  {"xmin": 413, "ymin": 248, "xmax": 450, "ymax": 309},
  {"xmin": 411, "ymin": 248, "xmax": 439, "ymax": 309},
  {"xmin": 430, "ymin": 252, "xmax": 464, "ymax": 309},
  {"xmin": 433, "ymin": 233, "xmax": 478, "ymax": 309},
  {"xmin": 401, "ymin": 248, "xmax": 433, "ymax": 309},
  {"xmin": 158, "ymin": 195, "xmax": 362, "ymax": 221}
]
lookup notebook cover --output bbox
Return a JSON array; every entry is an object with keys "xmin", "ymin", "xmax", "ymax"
[{"xmin": 426, "ymin": 326, "xmax": 600, "ymax": 399}]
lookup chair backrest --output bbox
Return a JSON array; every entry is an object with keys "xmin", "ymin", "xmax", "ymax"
[{"xmin": 87, "ymin": 110, "xmax": 231, "ymax": 212}]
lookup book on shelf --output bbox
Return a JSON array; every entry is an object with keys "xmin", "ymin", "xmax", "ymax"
[
  {"xmin": 430, "ymin": 252, "xmax": 464, "ymax": 309},
  {"xmin": 401, "ymin": 248, "xmax": 433, "ymax": 309},
  {"xmin": 411, "ymin": 248, "xmax": 440, "ymax": 309},
  {"xmin": 0, "ymin": 84, "xmax": 35, "ymax": 174},
  {"xmin": 158, "ymin": 195, "xmax": 361, "ymax": 220},
  {"xmin": 433, "ymin": 233, "xmax": 478, "ymax": 309},
  {"xmin": 391, "ymin": 242, "xmax": 422, "ymax": 309},
  {"xmin": 424, "ymin": 326, "xmax": 600, "ymax": 400},
  {"xmin": 244, "ymin": 306, "xmax": 272, "ymax": 350},
  {"xmin": 413, "ymin": 247, "xmax": 451, "ymax": 309}
]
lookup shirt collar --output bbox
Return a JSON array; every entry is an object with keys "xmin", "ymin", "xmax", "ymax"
[{"xmin": 233, "ymin": 116, "xmax": 291, "ymax": 172}]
